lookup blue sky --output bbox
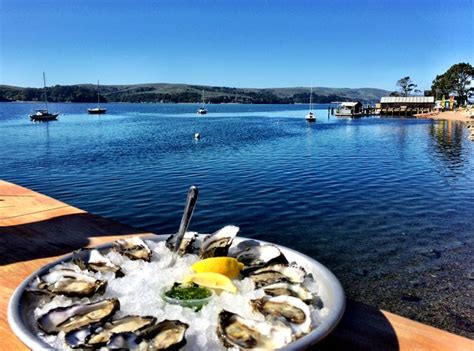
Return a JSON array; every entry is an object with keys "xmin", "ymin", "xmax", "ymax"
[{"xmin": 1, "ymin": 0, "xmax": 472, "ymax": 90}]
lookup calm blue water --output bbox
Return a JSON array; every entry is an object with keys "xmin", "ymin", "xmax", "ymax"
[{"xmin": 1, "ymin": 102, "xmax": 473, "ymax": 336}]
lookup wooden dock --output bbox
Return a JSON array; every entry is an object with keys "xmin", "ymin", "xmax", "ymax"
[{"xmin": 0, "ymin": 180, "xmax": 472, "ymax": 350}]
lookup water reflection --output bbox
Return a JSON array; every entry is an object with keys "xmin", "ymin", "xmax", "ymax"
[{"xmin": 428, "ymin": 120, "xmax": 467, "ymax": 173}]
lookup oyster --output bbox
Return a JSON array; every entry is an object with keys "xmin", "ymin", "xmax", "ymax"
[
  {"xmin": 106, "ymin": 320, "xmax": 189, "ymax": 351},
  {"xmin": 236, "ymin": 244, "xmax": 288, "ymax": 272},
  {"xmin": 199, "ymin": 225, "xmax": 239, "ymax": 259},
  {"xmin": 107, "ymin": 332, "xmax": 141, "ymax": 349},
  {"xmin": 28, "ymin": 268, "xmax": 107, "ymax": 297},
  {"xmin": 37, "ymin": 298, "xmax": 120, "ymax": 334},
  {"xmin": 217, "ymin": 310, "xmax": 292, "ymax": 349},
  {"xmin": 229, "ymin": 239, "xmax": 261, "ymax": 255},
  {"xmin": 138, "ymin": 320, "xmax": 189, "ymax": 350},
  {"xmin": 65, "ymin": 315, "xmax": 156, "ymax": 348},
  {"xmin": 73, "ymin": 249, "xmax": 124, "ymax": 277},
  {"xmin": 115, "ymin": 237, "xmax": 152, "ymax": 261},
  {"xmin": 252, "ymin": 295, "xmax": 312, "ymax": 336},
  {"xmin": 261, "ymin": 282, "xmax": 314, "ymax": 304},
  {"xmin": 247, "ymin": 263, "xmax": 306, "ymax": 288},
  {"xmin": 166, "ymin": 231, "xmax": 198, "ymax": 255}
]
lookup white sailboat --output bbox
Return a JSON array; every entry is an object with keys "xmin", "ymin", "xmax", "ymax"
[
  {"xmin": 305, "ymin": 86, "xmax": 316, "ymax": 122},
  {"xmin": 29, "ymin": 72, "xmax": 59, "ymax": 121},
  {"xmin": 197, "ymin": 90, "xmax": 207, "ymax": 115},
  {"xmin": 88, "ymin": 80, "xmax": 107, "ymax": 114}
]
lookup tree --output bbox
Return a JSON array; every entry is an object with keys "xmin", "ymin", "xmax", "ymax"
[
  {"xmin": 445, "ymin": 63, "xmax": 473, "ymax": 105},
  {"xmin": 396, "ymin": 76, "xmax": 420, "ymax": 97},
  {"xmin": 430, "ymin": 73, "xmax": 452, "ymax": 99},
  {"xmin": 430, "ymin": 63, "xmax": 473, "ymax": 105}
]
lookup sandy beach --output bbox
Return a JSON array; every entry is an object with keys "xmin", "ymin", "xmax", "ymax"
[{"xmin": 416, "ymin": 109, "xmax": 473, "ymax": 123}]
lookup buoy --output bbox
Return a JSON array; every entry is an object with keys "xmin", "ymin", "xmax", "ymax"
[{"xmin": 194, "ymin": 133, "xmax": 200, "ymax": 139}]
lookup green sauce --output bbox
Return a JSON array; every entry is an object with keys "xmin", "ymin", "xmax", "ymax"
[{"xmin": 164, "ymin": 283, "xmax": 212, "ymax": 301}]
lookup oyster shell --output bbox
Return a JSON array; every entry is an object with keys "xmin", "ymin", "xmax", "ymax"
[
  {"xmin": 73, "ymin": 249, "xmax": 124, "ymax": 277},
  {"xmin": 199, "ymin": 225, "xmax": 239, "ymax": 259},
  {"xmin": 65, "ymin": 315, "xmax": 156, "ymax": 348},
  {"xmin": 115, "ymin": 237, "xmax": 152, "ymax": 261},
  {"xmin": 217, "ymin": 310, "xmax": 292, "ymax": 349},
  {"xmin": 247, "ymin": 263, "xmax": 306, "ymax": 288},
  {"xmin": 165, "ymin": 231, "xmax": 198, "ymax": 256},
  {"xmin": 106, "ymin": 320, "xmax": 189, "ymax": 351},
  {"xmin": 261, "ymin": 282, "xmax": 314, "ymax": 304},
  {"xmin": 138, "ymin": 319, "xmax": 189, "ymax": 350},
  {"xmin": 230, "ymin": 239, "xmax": 261, "ymax": 253},
  {"xmin": 252, "ymin": 295, "xmax": 312, "ymax": 336},
  {"xmin": 236, "ymin": 244, "xmax": 288, "ymax": 273},
  {"xmin": 37, "ymin": 298, "xmax": 120, "ymax": 334},
  {"xmin": 106, "ymin": 332, "xmax": 141, "ymax": 349},
  {"xmin": 28, "ymin": 268, "xmax": 107, "ymax": 297}
]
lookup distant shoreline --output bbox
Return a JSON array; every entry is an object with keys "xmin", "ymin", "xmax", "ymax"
[
  {"xmin": 0, "ymin": 101, "xmax": 336, "ymax": 106},
  {"xmin": 0, "ymin": 84, "xmax": 389, "ymax": 104}
]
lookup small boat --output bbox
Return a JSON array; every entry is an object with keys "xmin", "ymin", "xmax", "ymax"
[
  {"xmin": 87, "ymin": 107, "xmax": 106, "ymax": 114},
  {"xmin": 29, "ymin": 72, "xmax": 59, "ymax": 121},
  {"xmin": 305, "ymin": 86, "xmax": 316, "ymax": 122},
  {"xmin": 197, "ymin": 90, "xmax": 207, "ymax": 115},
  {"xmin": 88, "ymin": 80, "xmax": 106, "ymax": 114},
  {"xmin": 30, "ymin": 109, "xmax": 59, "ymax": 121}
]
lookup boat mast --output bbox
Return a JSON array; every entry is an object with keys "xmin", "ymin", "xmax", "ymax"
[
  {"xmin": 310, "ymin": 86, "xmax": 313, "ymax": 112},
  {"xmin": 201, "ymin": 90, "xmax": 205, "ymax": 107},
  {"xmin": 97, "ymin": 80, "xmax": 100, "ymax": 108},
  {"xmin": 43, "ymin": 72, "xmax": 48, "ymax": 111}
]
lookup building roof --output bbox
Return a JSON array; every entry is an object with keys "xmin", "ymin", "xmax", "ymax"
[
  {"xmin": 340, "ymin": 101, "xmax": 361, "ymax": 107},
  {"xmin": 380, "ymin": 96, "xmax": 435, "ymax": 103}
]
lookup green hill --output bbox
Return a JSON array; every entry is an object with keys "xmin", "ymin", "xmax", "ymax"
[{"xmin": 0, "ymin": 83, "xmax": 389, "ymax": 104}]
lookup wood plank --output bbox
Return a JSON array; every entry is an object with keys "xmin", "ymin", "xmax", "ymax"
[{"xmin": 0, "ymin": 180, "xmax": 472, "ymax": 350}]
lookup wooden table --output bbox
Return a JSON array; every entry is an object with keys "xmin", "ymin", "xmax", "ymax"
[{"xmin": 0, "ymin": 180, "xmax": 472, "ymax": 350}]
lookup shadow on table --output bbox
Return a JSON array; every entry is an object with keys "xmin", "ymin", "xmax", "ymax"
[
  {"xmin": 0, "ymin": 212, "xmax": 148, "ymax": 266},
  {"xmin": 316, "ymin": 300, "xmax": 400, "ymax": 350}
]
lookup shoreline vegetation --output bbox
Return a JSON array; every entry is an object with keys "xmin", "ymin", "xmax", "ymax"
[{"xmin": 0, "ymin": 83, "xmax": 388, "ymax": 104}]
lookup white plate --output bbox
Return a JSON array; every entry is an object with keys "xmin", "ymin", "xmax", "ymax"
[{"xmin": 8, "ymin": 235, "xmax": 345, "ymax": 350}]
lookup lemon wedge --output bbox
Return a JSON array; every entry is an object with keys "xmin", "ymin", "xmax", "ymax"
[
  {"xmin": 192, "ymin": 257, "xmax": 244, "ymax": 279},
  {"xmin": 183, "ymin": 272, "xmax": 237, "ymax": 293}
]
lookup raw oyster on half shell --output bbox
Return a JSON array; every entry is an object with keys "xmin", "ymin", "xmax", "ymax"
[
  {"xmin": 106, "ymin": 319, "xmax": 189, "ymax": 351},
  {"xmin": 199, "ymin": 225, "xmax": 239, "ymax": 259},
  {"xmin": 261, "ymin": 281, "xmax": 314, "ymax": 304},
  {"xmin": 247, "ymin": 263, "xmax": 306, "ymax": 288},
  {"xmin": 166, "ymin": 231, "xmax": 198, "ymax": 256},
  {"xmin": 236, "ymin": 244, "xmax": 288, "ymax": 273},
  {"xmin": 65, "ymin": 315, "xmax": 156, "ymax": 348},
  {"xmin": 37, "ymin": 298, "xmax": 120, "ymax": 334},
  {"xmin": 115, "ymin": 237, "xmax": 152, "ymax": 261},
  {"xmin": 28, "ymin": 268, "xmax": 107, "ymax": 298},
  {"xmin": 217, "ymin": 310, "xmax": 292, "ymax": 349},
  {"xmin": 73, "ymin": 249, "xmax": 124, "ymax": 277},
  {"xmin": 252, "ymin": 295, "xmax": 312, "ymax": 336}
]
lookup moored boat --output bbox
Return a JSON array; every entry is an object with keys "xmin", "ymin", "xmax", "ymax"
[
  {"xmin": 29, "ymin": 72, "xmax": 59, "ymax": 121},
  {"xmin": 305, "ymin": 111, "xmax": 316, "ymax": 122},
  {"xmin": 87, "ymin": 107, "xmax": 107, "ymax": 114},
  {"xmin": 30, "ymin": 109, "xmax": 59, "ymax": 121},
  {"xmin": 88, "ymin": 80, "xmax": 107, "ymax": 114},
  {"xmin": 197, "ymin": 90, "xmax": 207, "ymax": 115},
  {"xmin": 305, "ymin": 86, "xmax": 316, "ymax": 122}
]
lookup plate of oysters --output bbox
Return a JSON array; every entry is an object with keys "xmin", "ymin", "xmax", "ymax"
[{"xmin": 8, "ymin": 225, "xmax": 345, "ymax": 350}]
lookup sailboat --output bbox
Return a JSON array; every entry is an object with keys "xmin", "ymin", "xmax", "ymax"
[
  {"xmin": 88, "ymin": 80, "xmax": 107, "ymax": 114},
  {"xmin": 305, "ymin": 86, "xmax": 316, "ymax": 122},
  {"xmin": 29, "ymin": 72, "xmax": 59, "ymax": 121},
  {"xmin": 197, "ymin": 90, "xmax": 207, "ymax": 115}
]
